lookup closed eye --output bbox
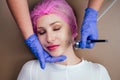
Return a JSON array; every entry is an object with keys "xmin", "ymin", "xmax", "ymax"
[
  {"xmin": 53, "ymin": 25, "xmax": 61, "ymax": 31},
  {"xmin": 37, "ymin": 29, "xmax": 46, "ymax": 35},
  {"xmin": 53, "ymin": 27, "xmax": 61, "ymax": 31},
  {"xmin": 38, "ymin": 31, "xmax": 46, "ymax": 35}
]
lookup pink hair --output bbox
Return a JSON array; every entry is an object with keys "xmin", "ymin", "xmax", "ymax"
[{"xmin": 30, "ymin": 0, "xmax": 77, "ymax": 37}]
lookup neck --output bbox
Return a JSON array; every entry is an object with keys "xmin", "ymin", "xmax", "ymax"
[{"xmin": 55, "ymin": 45, "xmax": 81, "ymax": 65}]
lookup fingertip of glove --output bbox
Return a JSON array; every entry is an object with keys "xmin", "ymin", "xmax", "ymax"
[
  {"xmin": 58, "ymin": 55, "xmax": 67, "ymax": 62},
  {"xmin": 61, "ymin": 55, "xmax": 67, "ymax": 59},
  {"xmin": 40, "ymin": 63, "xmax": 45, "ymax": 70},
  {"xmin": 86, "ymin": 43, "xmax": 95, "ymax": 49},
  {"xmin": 39, "ymin": 58, "xmax": 46, "ymax": 69}
]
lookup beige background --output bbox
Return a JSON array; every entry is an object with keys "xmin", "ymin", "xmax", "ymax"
[{"xmin": 0, "ymin": 0, "xmax": 120, "ymax": 80}]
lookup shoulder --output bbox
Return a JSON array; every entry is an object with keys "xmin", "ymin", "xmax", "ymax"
[
  {"xmin": 97, "ymin": 64, "xmax": 111, "ymax": 80},
  {"xmin": 23, "ymin": 60, "xmax": 38, "ymax": 67},
  {"xmin": 17, "ymin": 60, "xmax": 39, "ymax": 80},
  {"xmin": 83, "ymin": 60, "xmax": 111, "ymax": 80},
  {"xmin": 83, "ymin": 60, "xmax": 108, "ymax": 72},
  {"xmin": 22, "ymin": 60, "xmax": 38, "ymax": 70},
  {"xmin": 83, "ymin": 60, "xmax": 106, "ymax": 70},
  {"xmin": 19, "ymin": 60, "xmax": 39, "ymax": 73}
]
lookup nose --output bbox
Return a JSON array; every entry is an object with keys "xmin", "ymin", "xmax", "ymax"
[{"xmin": 46, "ymin": 32, "xmax": 55, "ymax": 43}]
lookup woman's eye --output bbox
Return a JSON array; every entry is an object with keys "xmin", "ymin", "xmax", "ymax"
[
  {"xmin": 53, "ymin": 28, "xmax": 60, "ymax": 31},
  {"xmin": 53, "ymin": 26, "xmax": 61, "ymax": 31},
  {"xmin": 37, "ymin": 30, "xmax": 46, "ymax": 35}
]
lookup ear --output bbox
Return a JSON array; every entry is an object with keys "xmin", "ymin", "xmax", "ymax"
[
  {"xmin": 72, "ymin": 33, "xmax": 78, "ymax": 40},
  {"xmin": 72, "ymin": 33, "xmax": 78, "ymax": 45}
]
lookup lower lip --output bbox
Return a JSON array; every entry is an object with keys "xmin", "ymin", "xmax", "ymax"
[{"xmin": 47, "ymin": 45, "xmax": 59, "ymax": 51}]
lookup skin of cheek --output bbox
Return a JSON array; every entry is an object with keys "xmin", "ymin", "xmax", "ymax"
[{"xmin": 61, "ymin": 29, "xmax": 73, "ymax": 49}]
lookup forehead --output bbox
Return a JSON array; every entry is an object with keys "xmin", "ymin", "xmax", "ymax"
[{"xmin": 36, "ymin": 14, "xmax": 67, "ymax": 27}]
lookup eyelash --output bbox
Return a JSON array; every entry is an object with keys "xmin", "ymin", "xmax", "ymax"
[
  {"xmin": 53, "ymin": 27, "xmax": 61, "ymax": 31},
  {"xmin": 38, "ymin": 31, "xmax": 46, "ymax": 35},
  {"xmin": 38, "ymin": 27, "xmax": 61, "ymax": 35}
]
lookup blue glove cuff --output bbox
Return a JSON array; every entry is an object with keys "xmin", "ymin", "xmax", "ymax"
[
  {"xmin": 84, "ymin": 8, "xmax": 98, "ymax": 21},
  {"xmin": 85, "ymin": 8, "xmax": 98, "ymax": 16},
  {"xmin": 86, "ymin": 8, "xmax": 98, "ymax": 14},
  {"xmin": 25, "ymin": 34, "xmax": 37, "ymax": 47}
]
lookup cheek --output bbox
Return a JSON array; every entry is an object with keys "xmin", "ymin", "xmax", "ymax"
[
  {"xmin": 59, "ymin": 31, "xmax": 73, "ymax": 46},
  {"xmin": 38, "ymin": 36, "xmax": 45, "ymax": 46}
]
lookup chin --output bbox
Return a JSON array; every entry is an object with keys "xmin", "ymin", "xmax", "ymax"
[
  {"xmin": 45, "ymin": 47, "xmax": 65, "ymax": 57},
  {"xmin": 49, "ymin": 51, "xmax": 63, "ymax": 57}
]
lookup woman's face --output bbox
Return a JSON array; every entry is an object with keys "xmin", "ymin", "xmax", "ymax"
[{"xmin": 36, "ymin": 14, "xmax": 74, "ymax": 57}]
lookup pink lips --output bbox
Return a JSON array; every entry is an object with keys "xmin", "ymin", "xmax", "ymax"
[{"xmin": 47, "ymin": 45, "xmax": 59, "ymax": 51}]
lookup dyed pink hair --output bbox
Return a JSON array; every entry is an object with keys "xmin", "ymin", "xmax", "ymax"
[{"xmin": 30, "ymin": 0, "xmax": 77, "ymax": 37}]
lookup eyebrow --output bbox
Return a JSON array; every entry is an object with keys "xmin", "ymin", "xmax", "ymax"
[
  {"xmin": 50, "ymin": 21, "xmax": 61, "ymax": 26},
  {"xmin": 37, "ymin": 21, "xmax": 61, "ymax": 29}
]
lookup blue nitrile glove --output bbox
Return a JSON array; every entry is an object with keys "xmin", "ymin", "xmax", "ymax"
[
  {"xmin": 25, "ymin": 34, "xmax": 66, "ymax": 69},
  {"xmin": 80, "ymin": 8, "xmax": 98, "ymax": 49}
]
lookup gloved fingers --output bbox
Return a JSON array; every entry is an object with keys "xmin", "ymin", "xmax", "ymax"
[
  {"xmin": 44, "ymin": 50, "xmax": 49, "ymax": 58},
  {"xmin": 35, "ymin": 41, "xmax": 46, "ymax": 69},
  {"xmin": 25, "ymin": 34, "xmax": 46, "ymax": 69},
  {"xmin": 44, "ymin": 50, "xmax": 67, "ymax": 63},
  {"xmin": 45, "ymin": 55, "xmax": 67, "ymax": 63},
  {"xmin": 80, "ymin": 32, "xmax": 89, "ymax": 49},
  {"xmin": 91, "ymin": 30, "xmax": 98, "ymax": 39},
  {"xmin": 86, "ymin": 42, "xmax": 95, "ymax": 48},
  {"xmin": 38, "ymin": 56, "xmax": 46, "ymax": 69},
  {"xmin": 38, "ymin": 58, "xmax": 45, "ymax": 69},
  {"xmin": 86, "ymin": 35, "xmax": 97, "ymax": 48}
]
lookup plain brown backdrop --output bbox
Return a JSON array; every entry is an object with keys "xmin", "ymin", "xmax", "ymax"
[{"xmin": 0, "ymin": 0, "xmax": 120, "ymax": 80}]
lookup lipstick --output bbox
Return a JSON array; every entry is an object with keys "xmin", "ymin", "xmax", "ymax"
[{"xmin": 47, "ymin": 45, "xmax": 59, "ymax": 51}]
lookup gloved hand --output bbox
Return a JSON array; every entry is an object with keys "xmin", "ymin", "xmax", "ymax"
[
  {"xmin": 25, "ymin": 34, "xmax": 66, "ymax": 69},
  {"xmin": 80, "ymin": 8, "xmax": 98, "ymax": 49}
]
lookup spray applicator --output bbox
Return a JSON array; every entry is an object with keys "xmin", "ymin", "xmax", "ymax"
[{"xmin": 74, "ymin": 39, "xmax": 108, "ymax": 48}]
